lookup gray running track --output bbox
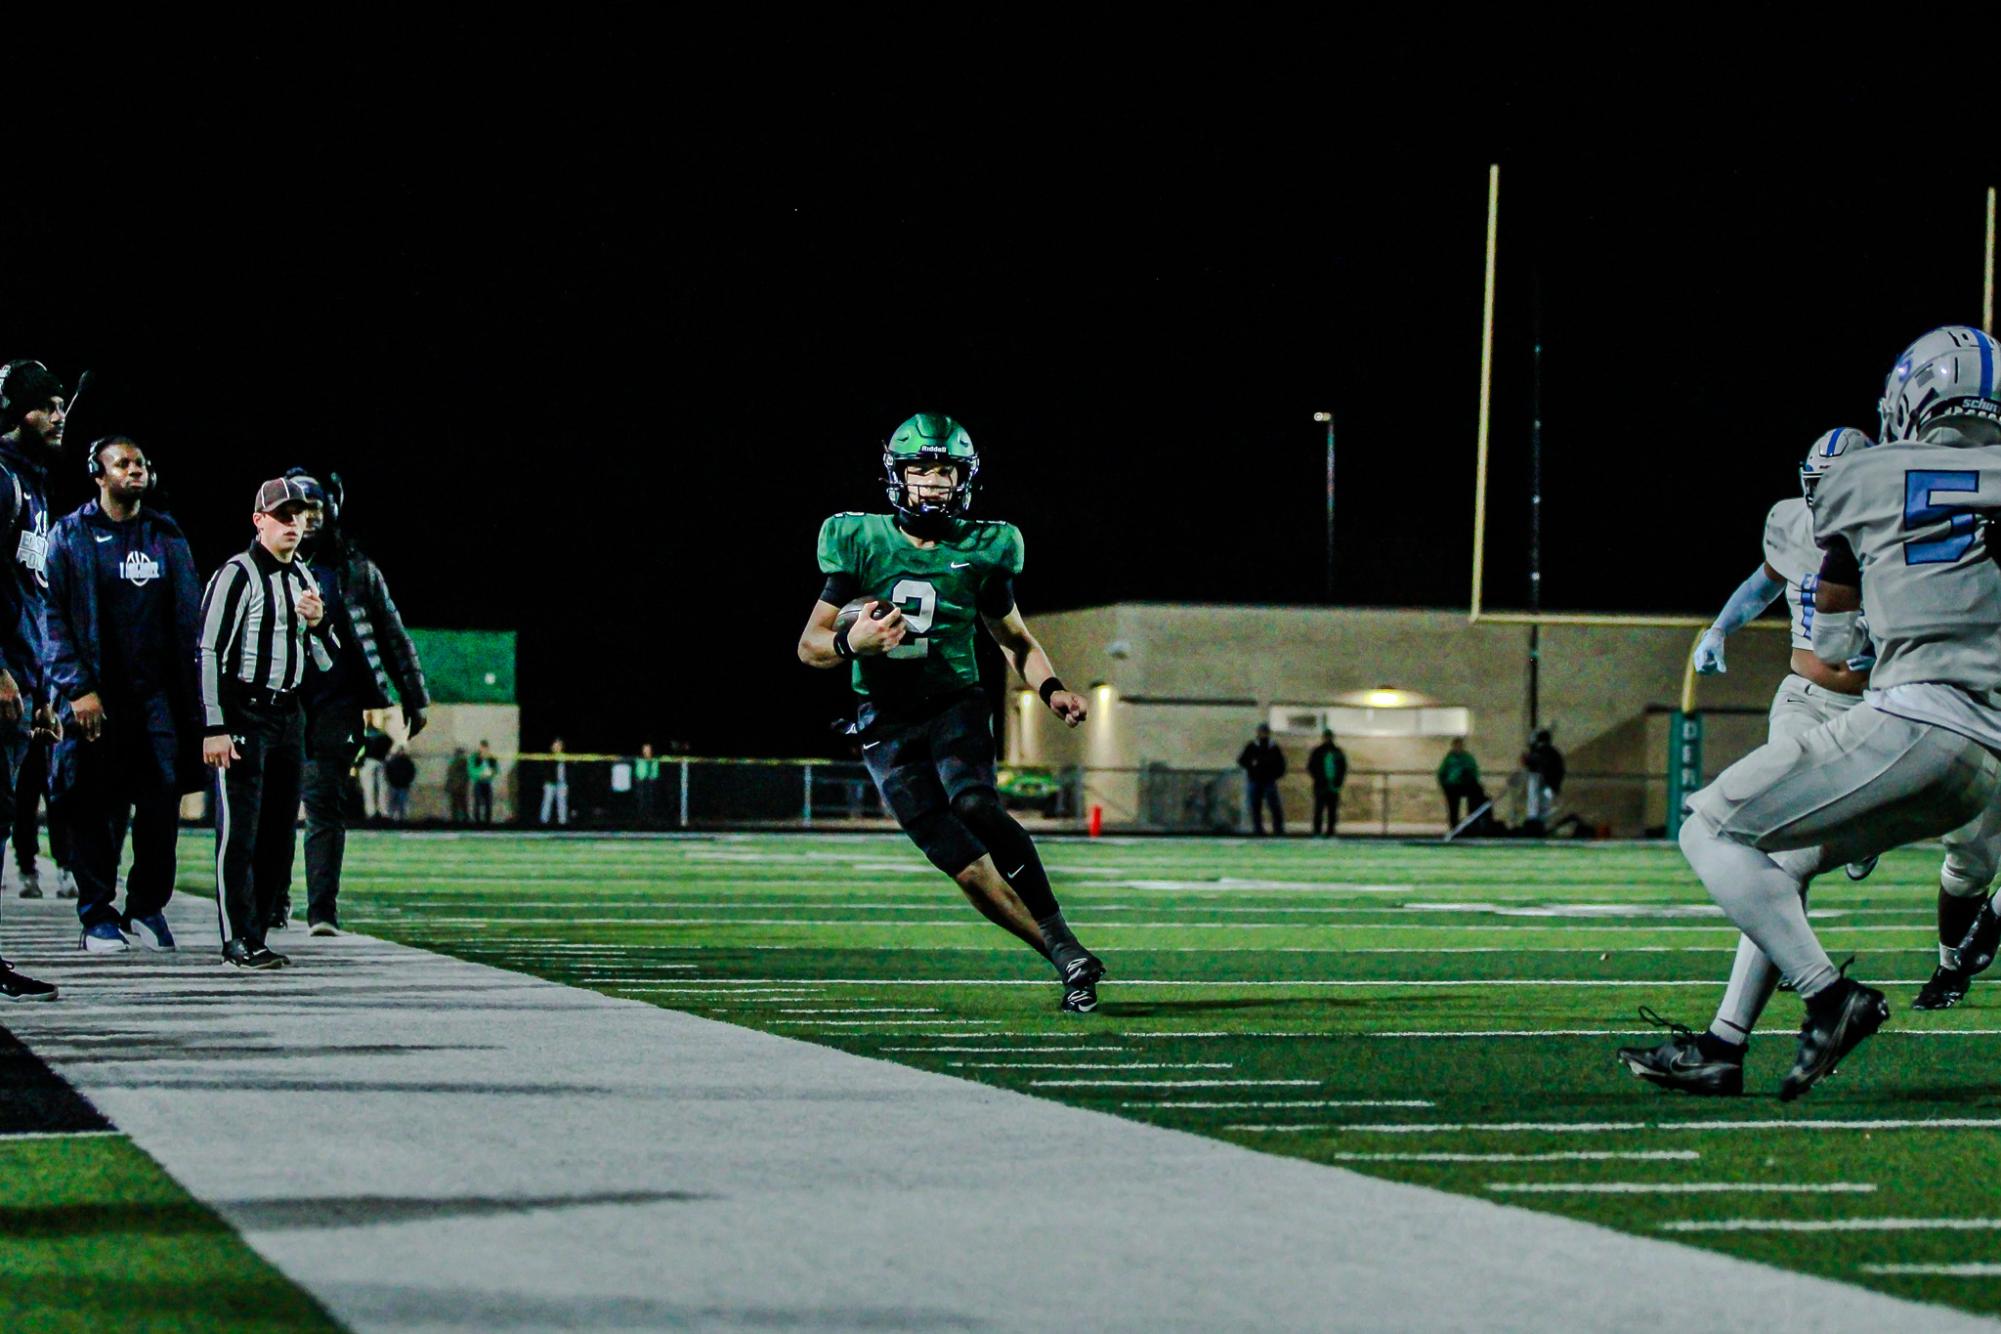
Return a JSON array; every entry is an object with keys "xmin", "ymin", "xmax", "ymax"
[{"xmin": 1, "ymin": 894, "xmax": 1991, "ymax": 1332}]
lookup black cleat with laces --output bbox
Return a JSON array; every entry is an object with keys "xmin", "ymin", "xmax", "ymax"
[
  {"xmin": 1956, "ymin": 898, "xmax": 2001, "ymax": 978},
  {"xmin": 1616, "ymin": 1007, "xmax": 1744, "ymax": 1097},
  {"xmin": 1913, "ymin": 965, "xmax": 1972, "ymax": 1011},
  {"xmin": 0, "ymin": 960, "xmax": 57, "ymax": 1002},
  {"xmin": 1780, "ymin": 970, "xmax": 1888, "ymax": 1102},
  {"xmin": 1060, "ymin": 953, "xmax": 1105, "ymax": 1014}
]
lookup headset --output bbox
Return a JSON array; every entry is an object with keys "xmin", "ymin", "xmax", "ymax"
[
  {"xmin": 86, "ymin": 435, "xmax": 157, "ymax": 491},
  {"xmin": 283, "ymin": 466, "xmax": 342, "ymax": 526}
]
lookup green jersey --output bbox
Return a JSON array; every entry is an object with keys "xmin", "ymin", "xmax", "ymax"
[{"xmin": 817, "ymin": 512, "xmax": 1024, "ymax": 710}]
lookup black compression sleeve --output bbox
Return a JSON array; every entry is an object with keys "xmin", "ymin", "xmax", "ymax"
[
  {"xmin": 1818, "ymin": 537, "xmax": 1861, "ymax": 586},
  {"xmin": 820, "ymin": 572, "xmax": 860, "ymax": 606},
  {"xmin": 976, "ymin": 573, "xmax": 1015, "ymax": 618}
]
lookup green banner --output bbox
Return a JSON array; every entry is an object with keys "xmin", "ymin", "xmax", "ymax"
[
  {"xmin": 406, "ymin": 629, "xmax": 516, "ymax": 704},
  {"xmin": 1665, "ymin": 710, "xmax": 1704, "ymax": 839}
]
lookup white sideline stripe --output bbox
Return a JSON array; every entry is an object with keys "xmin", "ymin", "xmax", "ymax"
[
  {"xmin": 1126, "ymin": 1101, "xmax": 1434, "ymax": 1110},
  {"xmin": 571, "ymin": 978, "xmax": 1878, "ymax": 989},
  {"xmin": 1333, "ymin": 1152, "xmax": 1699, "ymax": 1163},
  {"xmin": 1862, "ymin": 1263, "xmax": 2001, "ymax": 1276},
  {"xmin": 1031, "ymin": 1079, "xmax": 1320, "ymax": 1088},
  {"xmin": 949, "ymin": 1063, "xmax": 1233, "ymax": 1071},
  {"xmin": 775, "ymin": 1008, "xmax": 940, "ymax": 1014},
  {"xmin": 1663, "ymin": 1218, "xmax": 2001, "ymax": 1234},
  {"xmin": 1489, "ymin": 1182, "xmax": 1877, "ymax": 1195},
  {"xmin": 885, "ymin": 1047, "xmax": 1131, "ymax": 1053},
  {"xmin": 0, "ymin": 1129, "xmax": 127, "ymax": 1143}
]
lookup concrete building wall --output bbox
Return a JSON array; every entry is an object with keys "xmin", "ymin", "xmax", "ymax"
[{"xmin": 1007, "ymin": 604, "xmax": 1791, "ymax": 834}]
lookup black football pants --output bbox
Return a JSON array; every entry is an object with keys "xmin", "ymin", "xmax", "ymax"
[
  {"xmin": 213, "ymin": 694, "xmax": 304, "ymax": 948},
  {"xmin": 298, "ymin": 704, "xmax": 363, "ymax": 927},
  {"xmin": 1312, "ymin": 788, "xmax": 1340, "ymax": 836}
]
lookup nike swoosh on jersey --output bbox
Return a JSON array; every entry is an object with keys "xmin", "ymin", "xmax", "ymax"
[
  {"xmin": 951, "ymin": 561, "xmax": 972, "ymax": 568},
  {"xmin": 93, "ymin": 534, "xmax": 114, "ymax": 543}
]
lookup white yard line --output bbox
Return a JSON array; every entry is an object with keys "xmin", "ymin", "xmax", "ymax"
[
  {"xmin": 0, "ymin": 1129, "xmax": 128, "ymax": 1143},
  {"xmin": 1031, "ymin": 1079, "xmax": 1320, "ymax": 1088},
  {"xmin": 1863, "ymin": 1263, "xmax": 2001, "ymax": 1276},
  {"xmin": 948, "ymin": 1063, "xmax": 1233, "ymax": 1070},
  {"xmin": 1126, "ymin": 1100, "xmax": 1434, "ymax": 1110},
  {"xmin": 1489, "ymin": 1182, "xmax": 1877, "ymax": 1195},
  {"xmin": 1663, "ymin": 1218, "xmax": 2001, "ymax": 1233},
  {"xmin": 1333, "ymin": 1152, "xmax": 1699, "ymax": 1163},
  {"xmin": 883, "ymin": 1046, "xmax": 1130, "ymax": 1053},
  {"xmin": 775, "ymin": 1008, "xmax": 940, "ymax": 1015}
]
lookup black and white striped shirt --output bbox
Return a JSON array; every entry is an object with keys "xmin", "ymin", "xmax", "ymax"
[{"xmin": 197, "ymin": 541, "xmax": 338, "ymax": 734}]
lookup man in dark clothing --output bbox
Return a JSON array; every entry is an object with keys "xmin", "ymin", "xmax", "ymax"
[
  {"xmin": 470, "ymin": 742, "xmax": 498, "ymax": 823},
  {"xmin": 1521, "ymin": 728, "xmax": 1566, "ymax": 836},
  {"xmin": 45, "ymin": 436, "xmax": 203, "ymax": 954},
  {"xmin": 290, "ymin": 472, "xmax": 429, "ymax": 935},
  {"xmin": 0, "ymin": 361, "xmax": 65, "ymax": 1000},
  {"xmin": 1238, "ymin": 723, "xmax": 1287, "ymax": 837},
  {"xmin": 1307, "ymin": 728, "xmax": 1347, "ymax": 838}
]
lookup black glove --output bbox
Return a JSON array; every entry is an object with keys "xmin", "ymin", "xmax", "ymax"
[{"xmin": 404, "ymin": 704, "xmax": 428, "ymax": 740}]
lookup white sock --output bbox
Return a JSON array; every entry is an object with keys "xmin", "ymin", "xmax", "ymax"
[
  {"xmin": 1709, "ymin": 933, "xmax": 1780, "ymax": 1043},
  {"xmin": 1680, "ymin": 819, "xmax": 1837, "ymax": 1000}
]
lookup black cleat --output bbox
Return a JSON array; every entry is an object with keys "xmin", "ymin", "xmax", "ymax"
[
  {"xmin": 1060, "ymin": 953, "xmax": 1105, "ymax": 1014},
  {"xmin": 0, "ymin": 960, "xmax": 57, "ymax": 1002},
  {"xmin": 1616, "ymin": 1008, "xmax": 1743, "ymax": 1097},
  {"xmin": 1957, "ymin": 899, "xmax": 2001, "ymax": 978},
  {"xmin": 1913, "ymin": 966, "xmax": 1972, "ymax": 1011},
  {"xmin": 222, "ymin": 939, "xmax": 288, "ymax": 970},
  {"xmin": 1780, "ymin": 977, "xmax": 1888, "ymax": 1102}
]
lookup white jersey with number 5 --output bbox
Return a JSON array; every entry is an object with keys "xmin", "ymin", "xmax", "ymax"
[
  {"xmin": 1812, "ymin": 434, "xmax": 2001, "ymax": 748},
  {"xmin": 1760, "ymin": 497, "xmax": 1820, "ymax": 650}
]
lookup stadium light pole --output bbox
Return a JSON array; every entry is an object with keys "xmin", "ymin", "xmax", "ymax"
[{"xmin": 1315, "ymin": 412, "xmax": 1335, "ymax": 600}]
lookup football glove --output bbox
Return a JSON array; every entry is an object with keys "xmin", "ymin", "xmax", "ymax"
[{"xmin": 1693, "ymin": 628, "xmax": 1727, "ymax": 675}]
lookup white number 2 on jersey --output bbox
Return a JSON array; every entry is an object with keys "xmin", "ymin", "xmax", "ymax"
[{"xmin": 886, "ymin": 578, "xmax": 936, "ymax": 658}]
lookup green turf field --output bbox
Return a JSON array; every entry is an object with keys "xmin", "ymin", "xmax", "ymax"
[
  {"xmin": 0, "ymin": 1134, "xmax": 339, "ymax": 1331},
  {"xmin": 326, "ymin": 831, "xmax": 2001, "ymax": 1318}
]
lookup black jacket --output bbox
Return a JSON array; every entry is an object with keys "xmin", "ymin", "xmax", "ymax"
[
  {"xmin": 304, "ymin": 538, "xmax": 429, "ymax": 713},
  {"xmin": 1307, "ymin": 742, "xmax": 1347, "ymax": 792},
  {"xmin": 1238, "ymin": 739, "xmax": 1287, "ymax": 785}
]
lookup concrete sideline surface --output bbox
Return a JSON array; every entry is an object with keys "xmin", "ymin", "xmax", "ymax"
[{"xmin": 1, "ymin": 896, "xmax": 1991, "ymax": 1333}]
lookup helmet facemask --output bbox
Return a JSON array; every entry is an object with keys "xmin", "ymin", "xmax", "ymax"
[{"xmin": 886, "ymin": 453, "xmax": 977, "ymax": 537}]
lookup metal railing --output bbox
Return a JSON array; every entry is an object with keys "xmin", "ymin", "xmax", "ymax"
[{"xmin": 461, "ymin": 757, "xmax": 1665, "ymax": 837}]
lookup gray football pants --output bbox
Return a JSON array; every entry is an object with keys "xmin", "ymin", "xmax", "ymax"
[{"xmin": 1682, "ymin": 701, "xmax": 2000, "ymax": 999}]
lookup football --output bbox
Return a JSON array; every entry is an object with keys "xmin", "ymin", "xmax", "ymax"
[{"xmin": 832, "ymin": 598, "xmax": 892, "ymax": 637}]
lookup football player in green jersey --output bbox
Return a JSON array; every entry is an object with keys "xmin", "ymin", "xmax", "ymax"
[{"xmin": 798, "ymin": 413, "xmax": 1106, "ymax": 1013}]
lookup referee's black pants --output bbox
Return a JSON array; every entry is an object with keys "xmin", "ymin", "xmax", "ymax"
[
  {"xmin": 298, "ymin": 703, "xmax": 363, "ymax": 928},
  {"xmin": 59, "ymin": 693, "xmax": 182, "ymax": 931},
  {"xmin": 213, "ymin": 692, "xmax": 304, "ymax": 949}
]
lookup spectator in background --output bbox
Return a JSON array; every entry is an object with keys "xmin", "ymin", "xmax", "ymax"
[
  {"xmin": 540, "ymin": 737, "xmax": 569, "ymax": 825},
  {"xmin": 384, "ymin": 746, "xmax": 415, "ymax": 822},
  {"xmin": 1307, "ymin": 728, "xmax": 1347, "ymax": 838},
  {"xmin": 634, "ymin": 742, "xmax": 659, "ymax": 825},
  {"xmin": 1438, "ymin": 737, "xmax": 1484, "ymax": 830},
  {"xmin": 446, "ymin": 745, "xmax": 470, "ymax": 822},
  {"xmin": 359, "ymin": 720, "xmax": 391, "ymax": 820},
  {"xmin": 1521, "ymin": 728, "xmax": 1566, "ymax": 836},
  {"xmin": 470, "ymin": 741, "xmax": 498, "ymax": 823},
  {"xmin": 1237, "ymin": 723, "xmax": 1286, "ymax": 837}
]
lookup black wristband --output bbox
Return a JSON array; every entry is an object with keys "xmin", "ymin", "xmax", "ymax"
[
  {"xmin": 834, "ymin": 623, "xmax": 856, "ymax": 660},
  {"xmin": 1039, "ymin": 676, "xmax": 1066, "ymax": 706}
]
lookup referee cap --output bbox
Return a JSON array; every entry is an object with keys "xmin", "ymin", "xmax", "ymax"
[{"xmin": 254, "ymin": 476, "xmax": 323, "ymax": 514}]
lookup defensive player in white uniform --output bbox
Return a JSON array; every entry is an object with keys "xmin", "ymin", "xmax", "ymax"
[
  {"xmin": 1619, "ymin": 430, "xmax": 1874, "ymax": 1096},
  {"xmin": 1673, "ymin": 326, "xmax": 2001, "ymax": 1100}
]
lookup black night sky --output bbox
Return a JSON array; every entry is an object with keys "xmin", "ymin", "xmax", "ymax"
[{"xmin": 7, "ymin": 54, "xmax": 1994, "ymax": 756}]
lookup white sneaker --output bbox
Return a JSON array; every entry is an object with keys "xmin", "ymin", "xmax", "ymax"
[
  {"xmin": 80, "ymin": 923, "xmax": 129, "ymax": 954},
  {"xmin": 17, "ymin": 868, "xmax": 42, "ymax": 899},
  {"xmin": 55, "ymin": 869, "xmax": 78, "ymax": 900},
  {"xmin": 308, "ymin": 921, "xmax": 342, "ymax": 937}
]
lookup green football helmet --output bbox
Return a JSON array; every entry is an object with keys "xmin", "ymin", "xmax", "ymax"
[{"xmin": 882, "ymin": 412, "xmax": 980, "ymax": 532}]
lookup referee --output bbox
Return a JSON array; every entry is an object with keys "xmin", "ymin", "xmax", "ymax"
[{"xmin": 197, "ymin": 477, "xmax": 337, "ymax": 969}]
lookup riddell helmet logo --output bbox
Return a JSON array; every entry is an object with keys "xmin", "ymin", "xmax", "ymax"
[{"xmin": 120, "ymin": 551, "xmax": 161, "ymax": 587}]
